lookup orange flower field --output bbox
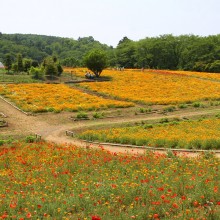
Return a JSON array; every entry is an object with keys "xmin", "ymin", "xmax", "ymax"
[
  {"xmin": 65, "ymin": 68, "xmax": 220, "ymax": 105},
  {"xmin": 0, "ymin": 84, "xmax": 134, "ymax": 113},
  {"xmin": 79, "ymin": 118, "xmax": 220, "ymax": 149}
]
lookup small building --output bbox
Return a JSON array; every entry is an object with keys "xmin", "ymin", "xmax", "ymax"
[{"xmin": 0, "ymin": 62, "xmax": 4, "ymax": 69}]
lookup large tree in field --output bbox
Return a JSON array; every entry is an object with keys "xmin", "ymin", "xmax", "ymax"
[{"xmin": 84, "ymin": 49, "xmax": 108, "ymax": 77}]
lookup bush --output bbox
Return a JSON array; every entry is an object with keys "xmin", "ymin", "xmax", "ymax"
[
  {"xmin": 29, "ymin": 66, "xmax": 44, "ymax": 80},
  {"xmin": 143, "ymin": 124, "xmax": 153, "ymax": 129},
  {"xmin": 159, "ymin": 118, "xmax": 169, "ymax": 124},
  {"xmin": 192, "ymin": 102, "xmax": 204, "ymax": 108},
  {"xmin": 93, "ymin": 112, "xmax": 104, "ymax": 119},
  {"xmin": 76, "ymin": 112, "xmax": 89, "ymax": 119},
  {"xmin": 178, "ymin": 104, "xmax": 187, "ymax": 109},
  {"xmin": 163, "ymin": 106, "xmax": 176, "ymax": 112},
  {"xmin": 25, "ymin": 135, "xmax": 36, "ymax": 143}
]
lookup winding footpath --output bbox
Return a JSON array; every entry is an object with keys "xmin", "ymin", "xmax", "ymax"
[{"xmin": 1, "ymin": 97, "xmax": 220, "ymax": 158}]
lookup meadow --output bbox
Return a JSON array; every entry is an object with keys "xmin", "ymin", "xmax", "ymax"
[
  {"xmin": 0, "ymin": 83, "xmax": 134, "ymax": 113},
  {"xmin": 0, "ymin": 141, "xmax": 219, "ymax": 219},
  {"xmin": 65, "ymin": 68, "xmax": 220, "ymax": 105},
  {"xmin": 79, "ymin": 118, "xmax": 220, "ymax": 150}
]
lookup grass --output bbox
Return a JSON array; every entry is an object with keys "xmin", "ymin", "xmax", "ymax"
[{"xmin": 0, "ymin": 70, "xmax": 41, "ymax": 83}]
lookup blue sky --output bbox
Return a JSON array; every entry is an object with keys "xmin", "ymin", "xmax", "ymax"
[{"xmin": 0, "ymin": 0, "xmax": 219, "ymax": 47}]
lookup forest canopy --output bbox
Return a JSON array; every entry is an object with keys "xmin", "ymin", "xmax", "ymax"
[{"xmin": 0, "ymin": 33, "xmax": 220, "ymax": 72}]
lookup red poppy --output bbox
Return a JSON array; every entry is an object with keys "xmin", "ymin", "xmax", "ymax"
[
  {"xmin": 10, "ymin": 203, "xmax": 17, "ymax": 208},
  {"xmin": 172, "ymin": 203, "xmax": 179, "ymax": 208},
  {"xmin": 26, "ymin": 213, "xmax": 32, "ymax": 218},
  {"xmin": 153, "ymin": 213, "xmax": 159, "ymax": 219},
  {"xmin": 92, "ymin": 216, "xmax": 101, "ymax": 220}
]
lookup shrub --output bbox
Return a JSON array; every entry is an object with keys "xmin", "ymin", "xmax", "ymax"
[
  {"xmin": 163, "ymin": 106, "xmax": 176, "ymax": 112},
  {"xmin": 143, "ymin": 124, "xmax": 153, "ymax": 129},
  {"xmin": 29, "ymin": 66, "xmax": 44, "ymax": 80},
  {"xmin": 178, "ymin": 104, "xmax": 187, "ymax": 109},
  {"xmin": 25, "ymin": 135, "xmax": 36, "ymax": 143},
  {"xmin": 192, "ymin": 102, "xmax": 204, "ymax": 108},
  {"xmin": 76, "ymin": 112, "xmax": 89, "ymax": 119},
  {"xmin": 159, "ymin": 118, "xmax": 169, "ymax": 124},
  {"xmin": 93, "ymin": 112, "xmax": 104, "ymax": 119}
]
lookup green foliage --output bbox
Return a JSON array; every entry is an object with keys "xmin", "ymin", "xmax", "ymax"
[
  {"xmin": 207, "ymin": 60, "xmax": 220, "ymax": 73},
  {"xmin": 93, "ymin": 112, "xmax": 104, "ymax": 119},
  {"xmin": 159, "ymin": 118, "xmax": 169, "ymax": 124},
  {"xmin": 43, "ymin": 57, "xmax": 58, "ymax": 79},
  {"xmin": 0, "ymin": 33, "xmax": 220, "ymax": 72},
  {"xmin": 178, "ymin": 103, "xmax": 187, "ymax": 109},
  {"xmin": 0, "ymin": 140, "xmax": 5, "ymax": 146},
  {"xmin": 57, "ymin": 63, "xmax": 63, "ymax": 76},
  {"xmin": 23, "ymin": 58, "xmax": 33, "ymax": 72},
  {"xmin": 25, "ymin": 135, "xmax": 36, "ymax": 143},
  {"xmin": 76, "ymin": 112, "xmax": 89, "ymax": 119},
  {"xmin": 29, "ymin": 66, "xmax": 44, "ymax": 80},
  {"xmin": 84, "ymin": 49, "xmax": 108, "ymax": 77},
  {"xmin": 4, "ymin": 53, "xmax": 12, "ymax": 73},
  {"xmin": 163, "ymin": 106, "xmax": 176, "ymax": 113},
  {"xmin": 143, "ymin": 124, "xmax": 153, "ymax": 129},
  {"xmin": 42, "ymin": 56, "xmax": 63, "ymax": 79},
  {"xmin": 16, "ymin": 53, "xmax": 23, "ymax": 72},
  {"xmin": 192, "ymin": 102, "xmax": 203, "ymax": 108}
]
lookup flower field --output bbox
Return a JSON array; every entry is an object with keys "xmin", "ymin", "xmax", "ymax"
[
  {"xmin": 0, "ymin": 141, "xmax": 219, "ymax": 219},
  {"xmin": 65, "ymin": 68, "xmax": 220, "ymax": 105},
  {"xmin": 0, "ymin": 84, "xmax": 133, "ymax": 113},
  {"xmin": 79, "ymin": 118, "xmax": 220, "ymax": 150},
  {"xmin": 149, "ymin": 69, "xmax": 220, "ymax": 81}
]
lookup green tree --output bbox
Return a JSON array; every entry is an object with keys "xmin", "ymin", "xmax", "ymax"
[
  {"xmin": 116, "ymin": 37, "xmax": 137, "ymax": 68},
  {"xmin": 43, "ymin": 57, "xmax": 58, "ymax": 80},
  {"xmin": 16, "ymin": 53, "xmax": 23, "ymax": 72},
  {"xmin": 84, "ymin": 50, "xmax": 108, "ymax": 77},
  {"xmin": 4, "ymin": 53, "xmax": 12, "ymax": 73},
  {"xmin": 57, "ymin": 63, "xmax": 63, "ymax": 76},
  {"xmin": 23, "ymin": 58, "xmax": 33, "ymax": 72},
  {"xmin": 29, "ymin": 66, "xmax": 44, "ymax": 80}
]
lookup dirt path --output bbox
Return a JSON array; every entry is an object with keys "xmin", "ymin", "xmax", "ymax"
[{"xmin": 1, "ymin": 97, "xmax": 220, "ymax": 157}]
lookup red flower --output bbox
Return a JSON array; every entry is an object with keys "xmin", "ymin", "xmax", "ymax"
[
  {"xmin": 157, "ymin": 187, "xmax": 164, "ymax": 191},
  {"xmin": 181, "ymin": 195, "xmax": 186, "ymax": 200},
  {"xmin": 92, "ymin": 216, "xmax": 101, "ymax": 220},
  {"xmin": 161, "ymin": 195, "xmax": 165, "ymax": 199},
  {"xmin": 26, "ymin": 213, "xmax": 32, "ymax": 218},
  {"xmin": 153, "ymin": 213, "xmax": 159, "ymax": 219},
  {"xmin": 10, "ymin": 203, "xmax": 17, "ymax": 208},
  {"xmin": 193, "ymin": 200, "xmax": 199, "ymax": 207},
  {"xmin": 172, "ymin": 203, "xmax": 179, "ymax": 208}
]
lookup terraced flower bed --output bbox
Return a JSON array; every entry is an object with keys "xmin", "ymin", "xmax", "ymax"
[
  {"xmin": 79, "ymin": 118, "xmax": 220, "ymax": 150},
  {"xmin": 0, "ymin": 84, "xmax": 134, "ymax": 113}
]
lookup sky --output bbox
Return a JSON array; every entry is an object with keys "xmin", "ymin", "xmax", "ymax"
[{"xmin": 0, "ymin": 0, "xmax": 220, "ymax": 47}]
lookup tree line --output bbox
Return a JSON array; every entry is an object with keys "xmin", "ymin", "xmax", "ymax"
[
  {"xmin": 3, "ymin": 53, "xmax": 63, "ymax": 80},
  {"xmin": 0, "ymin": 33, "xmax": 220, "ymax": 72}
]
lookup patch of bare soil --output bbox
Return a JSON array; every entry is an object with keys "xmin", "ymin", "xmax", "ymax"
[{"xmin": 1, "ymin": 97, "xmax": 220, "ymax": 158}]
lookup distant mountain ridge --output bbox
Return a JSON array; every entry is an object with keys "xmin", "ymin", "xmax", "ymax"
[{"xmin": 0, "ymin": 33, "xmax": 111, "ymax": 64}]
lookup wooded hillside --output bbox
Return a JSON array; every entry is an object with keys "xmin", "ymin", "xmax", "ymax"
[{"xmin": 0, "ymin": 33, "xmax": 219, "ymax": 72}]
